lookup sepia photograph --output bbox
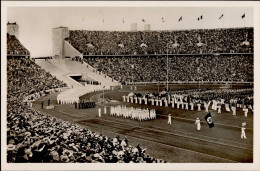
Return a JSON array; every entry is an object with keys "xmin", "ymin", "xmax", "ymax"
[{"xmin": 1, "ymin": 1, "xmax": 260, "ymax": 171}]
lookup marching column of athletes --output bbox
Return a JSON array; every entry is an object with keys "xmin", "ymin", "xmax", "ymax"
[
  {"xmin": 110, "ymin": 105, "xmax": 156, "ymax": 121},
  {"xmin": 122, "ymin": 94, "xmax": 253, "ymax": 118},
  {"xmin": 97, "ymin": 105, "xmax": 156, "ymax": 121},
  {"xmin": 123, "ymin": 94, "xmax": 250, "ymax": 139}
]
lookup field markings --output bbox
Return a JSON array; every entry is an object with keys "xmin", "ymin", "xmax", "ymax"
[
  {"xmin": 84, "ymin": 117, "xmax": 239, "ymax": 163},
  {"xmin": 96, "ymin": 116, "xmax": 252, "ymax": 152}
]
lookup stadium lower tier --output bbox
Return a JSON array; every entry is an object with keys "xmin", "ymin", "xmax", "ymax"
[{"xmin": 84, "ymin": 54, "xmax": 253, "ymax": 83}]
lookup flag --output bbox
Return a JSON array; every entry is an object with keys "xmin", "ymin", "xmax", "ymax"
[
  {"xmin": 178, "ymin": 16, "xmax": 182, "ymax": 22},
  {"xmin": 242, "ymin": 13, "xmax": 245, "ymax": 19},
  {"xmin": 204, "ymin": 113, "xmax": 214, "ymax": 128},
  {"xmin": 198, "ymin": 15, "xmax": 203, "ymax": 21},
  {"xmin": 162, "ymin": 17, "xmax": 165, "ymax": 22},
  {"xmin": 142, "ymin": 18, "xmax": 145, "ymax": 22},
  {"xmin": 219, "ymin": 14, "xmax": 224, "ymax": 19}
]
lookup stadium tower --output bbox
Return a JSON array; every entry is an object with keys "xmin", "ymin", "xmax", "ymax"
[
  {"xmin": 7, "ymin": 22, "xmax": 19, "ymax": 38},
  {"xmin": 7, "ymin": 22, "xmax": 30, "ymax": 58},
  {"xmin": 35, "ymin": 26, "xmax": 120, "ymax": 89}
]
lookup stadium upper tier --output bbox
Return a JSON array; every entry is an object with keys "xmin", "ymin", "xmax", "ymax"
[
  {"xmin": 66, "ymin": 28, "xmax": 253, "ymax": 55},
  {"xmin": 7, "ymin": 34, "xmax": 30, "ymax": 56}
]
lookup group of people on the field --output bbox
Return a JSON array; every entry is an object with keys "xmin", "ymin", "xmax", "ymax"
[
  {"xmin": 57, "ymin": 85, "xmax": 109, "ymax": 105},
  {"xmin": 110, "ymin": 105, "xmax": 156, "ymax": 121},
  {"xmin": 57, "ymin": 96, "xmax": 80, "ymax": 105},
  {"xmin": 84, "ymin": 54, "xmax": 253, "ymax": 84},
  {"xmin": 68, "ymin": 28, "xmax": 253, "ymax": 55},
  {"xmin": 124, "ymin": 88, "xmax": 253, "ymax": 117},
  {"xmin": 76, "ymin": 101, "xmax": 96, "ymax": 109}
]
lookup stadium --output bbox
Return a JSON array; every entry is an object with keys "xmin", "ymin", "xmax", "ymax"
[{"xmin": 5, "ymin": 6, "xmax": 254, "ymax": 164}]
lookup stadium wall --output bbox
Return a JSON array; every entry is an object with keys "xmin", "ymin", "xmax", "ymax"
[{"xmin": 126, "ymin": 81, "xmax": 253, "ymax": 85}]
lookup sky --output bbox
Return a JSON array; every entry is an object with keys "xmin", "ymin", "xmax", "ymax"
[{"xmin": 7, "ymin": 7, "xmax": 253, "ymax": 57}]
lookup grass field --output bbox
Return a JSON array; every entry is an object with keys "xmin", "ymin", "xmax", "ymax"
[{"xmin": 33, "ymin": 84, "xmax": 253, "ymax": 163}]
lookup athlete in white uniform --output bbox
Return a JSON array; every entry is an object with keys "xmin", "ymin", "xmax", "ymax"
[
  {"xmin": 98, "ymin": 108, "xmax": 101, "ymax": 117},
  {"xmin": 197, "ymin": 103, "xmax": 201, "ymax": 111},
  {"xmin": 190, "ymin": 102, "xmax": 194, "ymax": 110},
  {"xmin": 195, "ymin": 118, "xmax": 201, "ymax": 131},
  {"xmin": 243, "ymin": 107, "xmax": 248, "ymax": 117},
  {"xmin": 231, "ymin": 106, "xmax": 236, "ymax": 116},
  {"xmin": 241, "ymin": 125, "xmax": 247, "ymax": 139},
  {"xmin": 204, "ymin": 102, "xmax": 209, "ymax": 112},
  {"xmin": 168, "ymin": 114, "xmax": 172, "ymax": 125}
]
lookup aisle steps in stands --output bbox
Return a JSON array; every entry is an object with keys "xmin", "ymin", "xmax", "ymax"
[{"xmin": 35, "ymin": 58, "xmax": 120, "ymax": 89}]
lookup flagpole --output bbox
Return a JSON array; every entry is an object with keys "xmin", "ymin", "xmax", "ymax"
[
  {"xmin": 202, "ymin": 17, "xmax": 203, "ymax": 30},
  {"xmin": 103, "ymin": 87, "xmax": 105, "ymax": 102},
  {"xmin": 230, "ymin": 56, "xmax": 232, "ymax": 88},
  {"xmin": 167, "ymin": 43, "xmax": 169, "ymax": 92},
  {"xmin": 158, "ymin": 81, "xmax": 159, "ymax": 94},
  {"xmin": 221, "ymin": 15, "xmax": 224, "ymax": 28}
]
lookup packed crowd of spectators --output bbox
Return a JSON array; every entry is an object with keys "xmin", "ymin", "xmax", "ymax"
[
  {"xmin": 7, "ymin": 57, "xmax": 163, "ymax": 163},
  {"xmin": 84, "ymin": 54, "xmax": 253, "ymax": 83},
  {"xmin": 7, "ymin": 34, "xmax": 30, "ymax": 55},
  {"xmin": 67, "ymin": 28, "xmax": 253, "ymax": 55}
]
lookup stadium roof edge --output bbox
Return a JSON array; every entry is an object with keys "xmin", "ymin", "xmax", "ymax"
[
  {"xmin": 70, "ymin": 27, "xmax": 253, "ymax": 32},
  {"xmin": 53, "ymin": 26, "xmax": 68, "ymax": 29}
]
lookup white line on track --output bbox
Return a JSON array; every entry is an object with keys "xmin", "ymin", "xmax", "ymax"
[
  {"xmin": 94, "ymin": 117, "xmax": 238, "ymax": 163},
  {"xmin": 96, "ymin": 116, "xmax": 252, "ymax": 152}
]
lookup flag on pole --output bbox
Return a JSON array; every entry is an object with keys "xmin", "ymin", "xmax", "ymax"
[
  {"xmin": 219, "ymin": 14, "xmax": 224, "ymax": 19},
  {"xmin": 242, "ymin": 13, "xmax": 245, "ymax": 19},
  {"xmin": 162, "ymin": 17, "xmax": 165, "ymax": 22},
  {"xmin": 198, "ymin": 15, "xmax": 203, "ymax": 21},
  {"xmin": 178, "ymin": 16, "xmax": 182, "ymax": 22},
  {"xmin": 142, "ymin": 18, "xmax": 146, "ymax": 22},
  {"xmin": 204, "ymin": 113, "xmax": 214, "ymax": 128}
]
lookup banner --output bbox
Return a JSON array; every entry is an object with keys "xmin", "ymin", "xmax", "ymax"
[{"xmin": 204, "ymin": 112, "xmax": 214, "ymax": 128}]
